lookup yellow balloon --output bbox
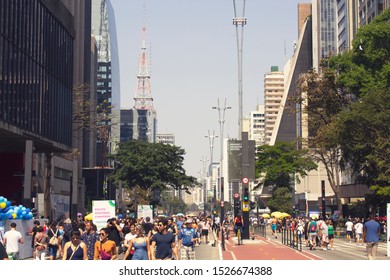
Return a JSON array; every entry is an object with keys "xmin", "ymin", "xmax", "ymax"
[
  {"xmin": 0, "ymin": 202, "xmax": 5, "ymax": 209},
  {"xmin": 12, "ymin": 213, "xmax": 17, "ymax": 219}
]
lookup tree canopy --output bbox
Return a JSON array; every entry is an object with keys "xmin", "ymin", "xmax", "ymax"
[
  {"xmin": 110, "ymin": 140, "xmax": 198, "ymax": 196},
  {"xmin": 255, "ymin": 142, "xmax": 317, "ymax": 190}
]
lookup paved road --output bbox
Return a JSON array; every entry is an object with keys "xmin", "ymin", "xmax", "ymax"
[{"xmin": 218, "ymin": 225, "xmax": 389, "ymax": 260}]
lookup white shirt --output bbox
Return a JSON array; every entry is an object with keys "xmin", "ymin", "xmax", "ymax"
[
  {"xmin": 354, "ymin": 222, "xmax": 363, "ymax": 234},
  {"xmin": 4, "ymin": 229, "xmax": 22, "ymax": 253},
  {"xmin": 345, "ymin": 221, "xmax": 354, "ymax": 231},
  {"xmin": 124, "ymin": 232, "xmax": 137, "ymax": 246}
]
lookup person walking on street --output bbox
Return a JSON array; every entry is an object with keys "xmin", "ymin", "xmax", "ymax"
[
  {"xmin": 327, "ymin": 219, "xmax": 335, "ymax": 250},
  {"xmin": 150, "ymin": 217, "xmax": 178, "ymax": 260},
  {"xmin": 62, "ymin": 229, "xmax": 88, "ymax": 260},
  {"xmin": 363, "ymin": 216, "xmax": 380, "ymax": 260},
  {"xmin": 106, "ymin": 218, "xmax": 122, "ymax": 254},
  {"xmin": 178, "ymin": 219, "xmax": 198, "ymax": 260},
  {"xmin": 34, "ymin": 226, "xmax": 48, "ymax": 260},
  {"xmin": 345, "ymin": 218, "xmax": 354, "ymax": 242},
  {"xmin": 307, "ymin": 217, "xmax": 317, "ymax": 250},
  {"xmin": 29, "ymin": 220, "xmax": 40, "ymax": 259},
  {"xmin": 124, "ymin": 225, "xmax": 149, "ymax": 260},
  {"xmin": 94, "ymin": 228, "xmax": 117, "ymax": 260},
  {"xmin": 81, "ymin": 221, "xmax": 99, "ymax": 260},
  {"xmin": 47, "ymin": 221, "xmax": 60, "ymax": 260},
  {"xmin": 354, "ymin": 218, "xmax": 364, "ymax": 246},
  {"xmin": 3, "ymin": 222, "xmax": 24, "ymax": 260}
]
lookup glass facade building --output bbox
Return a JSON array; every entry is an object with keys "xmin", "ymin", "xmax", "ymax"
[
  {"xmin": 91, "ymin": 0, "xmax": 120, "ymax": 166},
  {"xmin": 0, "ymin": 0, "xmax": 74, "ymax": 148}
]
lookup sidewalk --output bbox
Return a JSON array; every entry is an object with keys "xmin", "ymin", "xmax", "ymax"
[{"xmin": 193, "ymin": 229, "xmax": 220, "ymax": 260}]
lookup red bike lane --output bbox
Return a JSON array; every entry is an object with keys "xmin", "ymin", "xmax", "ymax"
[{"xmin": 221, "ymin": 236, "xmax": 323, "ymax": 260}]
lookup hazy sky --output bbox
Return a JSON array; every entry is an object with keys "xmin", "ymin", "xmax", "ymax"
[{"xmin": 110, "ymin": 0, "xmax": 311, "ymax": 178}]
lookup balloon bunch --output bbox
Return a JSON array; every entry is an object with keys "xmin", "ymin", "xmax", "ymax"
[{"xmin": 0, "ymin": 196, "xmax": 33, "ymax": 220}]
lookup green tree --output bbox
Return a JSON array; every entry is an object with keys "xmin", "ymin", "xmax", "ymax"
[
  {"xmin": 328, "ymin": 8, "xmax": 390, "ymax": 196},
  {"xmin": 255, "ymin": 142, "xmax": 317, "ymax": 190},
  {"xmin": 110, "ymin": 140, "xmax": 198, "ymax": 205},
  {"xmin": 296, "ymin": 68, "xmax": 352, "ymax": 216},
  {"xmin": 330, "ymin": 8, "xmax": 390, "ymax": 98},
  {"xmin": 267, "ymin": 187, "xmax": 293, "ymax": 213}
]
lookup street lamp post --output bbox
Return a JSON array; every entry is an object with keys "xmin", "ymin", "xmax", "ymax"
[
  {"xmin": 200, "ymin": 156, "xmax": 208, "ymax": 217},
  {"xmin": 205, "ymin": 131, "xmax": 218, "ymax": 204},
  {"xmin": 212, "ymin": 98, "xmax": 231, "ymax": 251}
]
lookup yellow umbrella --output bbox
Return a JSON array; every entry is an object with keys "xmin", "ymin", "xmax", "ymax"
[
  {"xmin": 261, "ymin": 213, "xmax": 270, "ymax": 218},
  {"xmin": 280, "ymin": 212, "xmax": 291, "ymax": 218},
  {"xmin": 84, "ymin": 213, "xmax": 93, "ymax": 221},
  {"xmin": 271, "ymin": 211, "xmax": 282, "ymax": 218}
]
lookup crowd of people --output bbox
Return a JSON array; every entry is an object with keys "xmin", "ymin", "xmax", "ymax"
[
  {"xmin": 260, "ymin": 214, "xmax": 386, "ymax": 260},
  {"xmin": 0, "ymin": 213, "xmax": 224, "ymax": 260},
  {"xmin": 0, "ymin": 212, "xmax": 387, "ymax": 260}
]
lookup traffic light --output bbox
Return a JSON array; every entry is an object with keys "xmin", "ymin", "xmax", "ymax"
[
  {"xmin": 243, "ymin": 187, "xmax": 249, "ymax": 202},
  {"xmin": 249, "ymin": 201, "xmax": 256, "ymax": 210}
]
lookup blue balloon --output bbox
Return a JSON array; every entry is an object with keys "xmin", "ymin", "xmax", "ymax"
[
  {"xmin": 8, "ymin": 214, "xmax": 13, "ymax": 219},
  {"xmin": 0, "ymin": 196, "xmax": 4, "ymax": 202},
  {"xmin": 22, "ymin": 207, "xmax": 26, "ymax": 211},
  {"xmin": 26, "ymin": 208, "xmax": 31, "ymax": 213},
  {"xmin": 6, "ymin": 201, "xmax": 11, "ymax": 207},
  {"xmin": 22, "ymin": 211, "xmax": 27, "ymax": 216}
]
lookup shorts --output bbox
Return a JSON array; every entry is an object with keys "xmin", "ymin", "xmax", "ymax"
[
  {"xmin": 346, "ymin": 230, "xmax": 353, "ymax": 237},
  {"xmin": 201, "ymin": 229, "xmax": 209, "ymax": 236},
  {"xmin": 271, "ymin": 224, "xmax": 277, "ymax": 231},
  {"xmin": 328, "ymin": 234, "xmax": 334, "ymax": 239}
]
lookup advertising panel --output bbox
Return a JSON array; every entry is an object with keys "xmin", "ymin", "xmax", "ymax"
[
  {"xmin": 137, "ymin": 205, "xmax": 153, "ymax": 222},
  {"xmin": 228, "ymin": 140, "xmax": 242, "ymax": 181},
  {"xmin": 92, "ymin": 200, "xmax": 116, "ymax": 231}
]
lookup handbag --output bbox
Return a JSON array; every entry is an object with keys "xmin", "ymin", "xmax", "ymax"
[{"xmin": 99, "ymin": 241, "xmax": 111, "ymax": 260}]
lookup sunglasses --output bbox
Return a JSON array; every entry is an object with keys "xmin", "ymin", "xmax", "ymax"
[
  {"xmin": 99, "ymin": 233, "xmax": 106, "ymax": 236},
  {"xmin": 158, "ymin": 224, "xmax": 164, "ymax": 227}
]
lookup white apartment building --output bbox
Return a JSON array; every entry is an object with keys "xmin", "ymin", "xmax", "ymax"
[
  {"xmin": 264, "ymin": 66, "xmax": 284, "ymax": 144},
  {"xmin": 249, "ymin": 105, "xmax": 266, "ymax": 147}
]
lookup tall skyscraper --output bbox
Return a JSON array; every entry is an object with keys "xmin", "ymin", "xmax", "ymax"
[
  {"xmin": 91, "ymin": 0, "xmax": 121, "ymax": 166},
  {"xmin": 264, "ymin": 67, "xmax": 284, "ymax": 144},
  {"xmin": 312, "ymin": 0, "xmax": 338, "ymax": 71}
]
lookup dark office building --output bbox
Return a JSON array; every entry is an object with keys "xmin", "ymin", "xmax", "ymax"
[
  {"xmin": 0, "ymin": 0, "xmax": 74, "ymax": 149},
  {"xmin": 0, "ymin": 0, "xmax": 75, "ymax": 207},
  {"xmin": 120, "ymin": 109, "xmax": 157, "ymax": 143}
]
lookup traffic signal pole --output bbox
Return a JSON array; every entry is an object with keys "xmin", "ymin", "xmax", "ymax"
[{"xmin": 241, "ymin": 132, "xmax": 250, "ymax": 240}]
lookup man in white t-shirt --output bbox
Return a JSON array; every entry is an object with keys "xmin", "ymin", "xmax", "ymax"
[
  {"xmin": 3, "ymin": 222, "xmax": 24, "ymax": 260},
  {"xmin": 354, "ymin": 219, "xmax": 364, "ymax": 245},
  {"xmin": 345, "ymin": 218, "xmax": 354, "ymax": 242}
]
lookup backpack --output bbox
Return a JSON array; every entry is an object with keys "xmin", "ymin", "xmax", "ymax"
[
  {"xmin": 49, "ymin": 229, "xmax": 59, "ymax": 246},
  {"xmin": 310, "ymin": 222, "xmax": 317, "ymax": 232}
]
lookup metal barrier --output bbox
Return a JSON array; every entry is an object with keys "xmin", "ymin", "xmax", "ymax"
[
  {"xmin": 252, "ymin": 224, "xmax": 267, "ymax": 238},
  {"xmin": 281, "ymin": 228, "xmax": 302, "ymax": 251}
]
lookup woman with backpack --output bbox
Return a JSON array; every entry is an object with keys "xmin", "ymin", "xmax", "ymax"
[{"xmin": 47, "ymin": 221, "xmax": 60, "ymax": 260}]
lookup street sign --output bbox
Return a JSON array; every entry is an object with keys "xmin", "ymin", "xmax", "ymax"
[
  {"xmin": 233, "ymin": 193, "xmax": 240, "ymax": 199},
  {"xmin": 242, "ymin": 201, "xmax": 249, "ymax": 212},
  {"xmin": 242, "ymin": 177, "xmax": 249, "ymax": 184}
]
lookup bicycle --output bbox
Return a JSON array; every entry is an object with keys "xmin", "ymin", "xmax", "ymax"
[{"xmin": 236, "ymin": 226, "xmax": 243, "ymax": 245}]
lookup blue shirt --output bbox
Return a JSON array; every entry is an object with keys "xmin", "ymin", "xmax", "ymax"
[
  {"xmin": 179, "ymin": 228, "xmax": 198, "ymax": 246},
  {"xmin": 364, "ymin": 220, "xmax": 380, "ymax": 243}
]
